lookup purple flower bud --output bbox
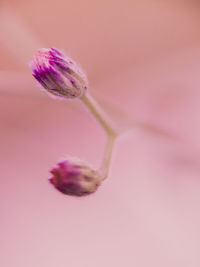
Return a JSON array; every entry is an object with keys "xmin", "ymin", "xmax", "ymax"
[
  {"xmin": 49, "ymin": 158, "xmax": 101, "ymax": 196},
  {"xmin": 30, "ymin": 48, "xmax": 88, "ymax": 99}
]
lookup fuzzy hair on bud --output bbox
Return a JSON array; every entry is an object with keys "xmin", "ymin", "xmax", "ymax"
[
  {"xmin": 30, "ymin": 48, "xmax": 88, "ymax": 99},
  {"xmin": 49, "ymin": 158, "xmax": 101, "ymax": 197}
]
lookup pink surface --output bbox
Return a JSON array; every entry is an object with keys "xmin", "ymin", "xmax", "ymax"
[{"xmin": 1, "ymin": 1, "xmax": 200, "ymax": 266}]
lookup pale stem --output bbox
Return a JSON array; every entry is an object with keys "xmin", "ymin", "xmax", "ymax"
[
  {"xmin": 80, "ymin": 92, "xmax": 117, "ymax": 179},
  {"xmin": 100, "ymin": 133, "xmax": 116, "ymax": 180},
  {"xmin": 81, "ymin": 93, "xmax": 117, "ymax": 137}
]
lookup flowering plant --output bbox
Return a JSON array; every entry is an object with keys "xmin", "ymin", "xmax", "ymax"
[{"xmin": 30, "ymin": 47, "xmax": 117, "ymax": 196}]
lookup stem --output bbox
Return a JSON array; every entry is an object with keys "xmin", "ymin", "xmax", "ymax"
[
  {"xmin": 100, "ymin": 133, "xmax": 116, "ymax": 180},
  {"xmin": 80, "ymin": 92, "xmax": 117, "ymax": 180},
  {"xmin": 81, "ymin": 93, "xmax": 116, "ymax": 137}
]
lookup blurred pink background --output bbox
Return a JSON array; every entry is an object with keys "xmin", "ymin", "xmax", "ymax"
[{"xmin": 1, "ymin": 1, "xmax": 200, "ymax": 266}]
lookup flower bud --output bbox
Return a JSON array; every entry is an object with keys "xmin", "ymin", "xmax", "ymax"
[
  {"xmin": 30, "ymin": 48, "xmax": 88, "ymax": 99},
  {"xmin": 49, "ymin": 158, "xmax": 101, "ymax": 196}
]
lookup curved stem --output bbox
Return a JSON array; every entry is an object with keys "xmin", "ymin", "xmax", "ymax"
[
  {"xmin": 80, "ymin": 92, "xmax": 117, "ymax": 180},
  {"xmin": 80, "ymin": 93, "xmax": 117, "ymax": 137},
  {"xmin": 100, "ymin": 133, "xmax": 116, "ymax": 180}
]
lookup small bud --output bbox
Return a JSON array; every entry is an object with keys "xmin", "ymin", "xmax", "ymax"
[
  {"xmin": 49, "ymin": 158, "xmax": 101, "ymax": 196},
  {"xmin": 30, "ymin": 48, "xmax": 88, "ymax": 99}
]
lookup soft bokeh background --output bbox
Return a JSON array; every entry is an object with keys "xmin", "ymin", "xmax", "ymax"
[{"xmin": 1, "ymin": 1, "xmax": 200, "ymax": 266}]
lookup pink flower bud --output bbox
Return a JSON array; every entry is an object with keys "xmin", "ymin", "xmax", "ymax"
[
  {"xmin": 30, "ymin": 48, "xmax": 88, "ymax": 99},
  {"xmin": 49, "ymin": 158, "xmax": 101, "ymax": 196}
]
